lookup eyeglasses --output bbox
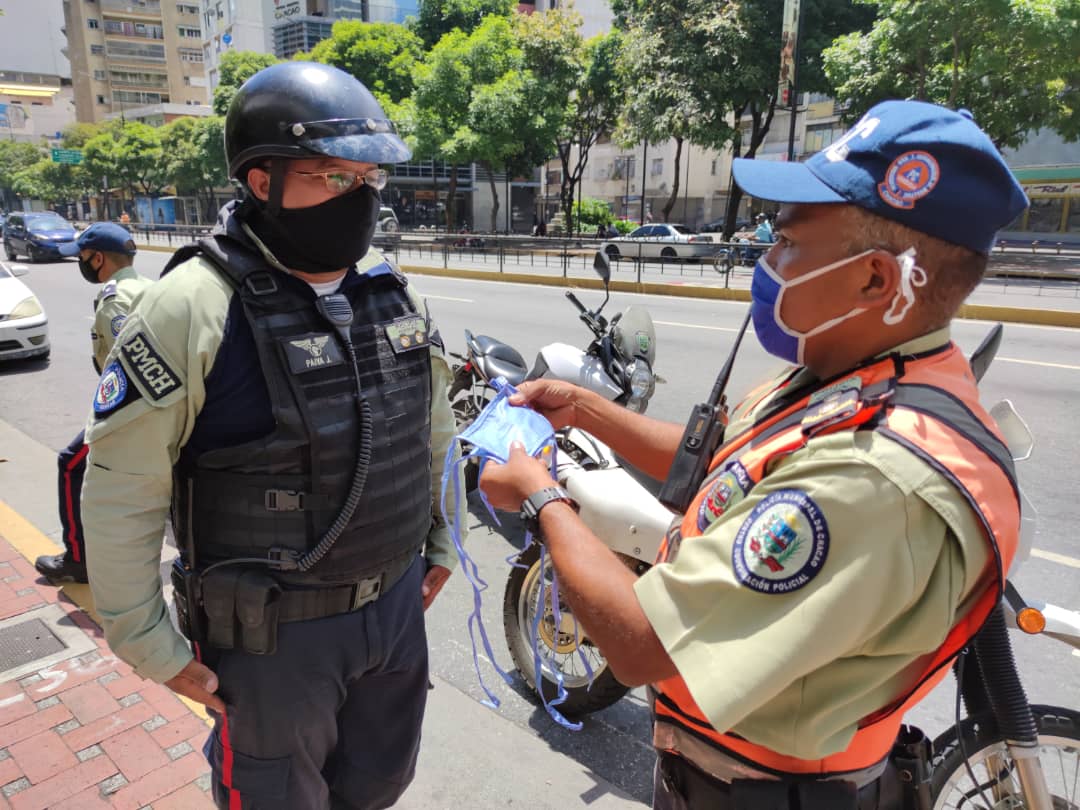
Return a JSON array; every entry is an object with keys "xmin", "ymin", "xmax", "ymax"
[{"xmin": 287, "ymin": 167, "xmax": 388, "ymax": 194}]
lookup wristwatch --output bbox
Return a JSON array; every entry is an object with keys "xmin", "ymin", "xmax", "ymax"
[{"xmin": 520, "ymin": 486, "xmax": 579, "ymax": 537}]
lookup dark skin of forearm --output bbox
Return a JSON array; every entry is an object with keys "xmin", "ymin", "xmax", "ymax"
[
  {"xmin": 511, "ymin": 381, "xmax": 684, "ymax": 481},
  {"xmin": 536, "ymin": 502, "xmax": 678, "ymax": 687}
]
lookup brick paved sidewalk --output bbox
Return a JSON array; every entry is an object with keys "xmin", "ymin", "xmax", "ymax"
[{"xmin": 0, "ymin": 534, "xmax": 214, "ymax": 810}]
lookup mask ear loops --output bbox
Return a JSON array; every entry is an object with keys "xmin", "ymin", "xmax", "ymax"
[{"xmin": 883, "ymin": 248, "xmax": 927, "ymax": 326}]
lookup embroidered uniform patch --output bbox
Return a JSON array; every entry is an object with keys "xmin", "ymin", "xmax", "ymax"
[
  {"xmin": 697, "ymin": 461, "xmax": 751, "ymax": 532},
  {"xmin": 878, "ymin": 151, "xmax": 940, "ymax": 210},
  {"xmin": 94, "ymin": 361, "xmax": 128, "ymax": 414},
  {"xmin": 802, "ymin": 375, "xmax": 863, "ymax": 435},
  {"xmin": 732, "ymin": 489, "xmax": 829, "ymax": 594},
  {"xmin": 385, "ymin": 315, "xmax": 428, "ymax": 354},
  {"xmin": 110, "ymin": 315, "xmax": 126, "ymax": 337},
  {"xmin": 283, "ymin": 333, "xmax": 344, "ymax": 374},
  {"xmin": 119, "ymin": 331, "xmax": 181, "ymax": 400}
]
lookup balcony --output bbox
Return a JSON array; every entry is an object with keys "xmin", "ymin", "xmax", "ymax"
[
  {"xmin": 104, "ymin": 20, "xmax": 164, "ymax": 40},
  {"xmin": 109, "ymin": 77, "xmax": 169, "ymax": 90},
  {"xmin": 101, "ymin": 0, "xmax": 161, "ymax": 17}
]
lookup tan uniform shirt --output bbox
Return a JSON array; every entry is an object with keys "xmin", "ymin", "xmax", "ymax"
[
  {"xmin": 91, "ymin": 265, "xmax": 152, "ymax": 373},
  {"xmin": 635, "ymin": 328, "xmax": 992, "ymax": 760},
  {"xmin": 81, "ymin": 249, "xmax": 466, "ymax": 683}
]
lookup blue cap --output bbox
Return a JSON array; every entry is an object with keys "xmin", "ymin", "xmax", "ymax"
[
  {"xmin": 732, "ymin": 100, "xmax": 1029, "ymax": 255},
  {"xmin": 59, "ymin": 222, "xmax": 137, "ymax": 257}
]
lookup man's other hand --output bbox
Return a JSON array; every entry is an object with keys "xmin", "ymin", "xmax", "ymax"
[
  {"xmin": 422, "ymin": 564, "xmax": 451, "ymax": 610},
  {"xmin": 164, "ymin": 659, "xmax": 225, "ymax": 713}
]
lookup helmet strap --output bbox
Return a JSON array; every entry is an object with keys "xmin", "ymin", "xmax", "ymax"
[{"xmin": 266, "ymin": 158, "xmax": 287, "ymax": 217}]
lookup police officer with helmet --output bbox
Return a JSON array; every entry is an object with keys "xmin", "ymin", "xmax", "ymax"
[
  {"xmin": 479, "ymin": 100, "xmax": 1028, "ymax": 809},
  {"xmin": 81, "ymin": 62, "xmax": 466, "ymax": 809}
]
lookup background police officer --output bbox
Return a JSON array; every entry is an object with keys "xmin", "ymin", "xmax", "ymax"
[
  {"xmin": 81, "ymin": 62, "xmax": 466, "ymax": 810},
  {"xmin": 34, "ymin": 223, "xmax": 148, "ymax": 583},
  {"xmin": 479, "ymin": 101, "xmax": 1028, "ymax": 809}
]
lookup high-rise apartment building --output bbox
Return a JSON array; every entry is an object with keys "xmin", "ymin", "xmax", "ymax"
[{"xmin": 62, "ymin": 0, "xmax": 210, "ymax": 123}]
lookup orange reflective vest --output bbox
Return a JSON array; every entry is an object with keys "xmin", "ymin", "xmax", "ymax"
[{"xmin": 652, "ymin": 342, "xmax": 1019, "ymax": 779}]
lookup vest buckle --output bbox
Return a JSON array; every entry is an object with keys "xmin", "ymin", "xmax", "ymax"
[
  {"xmin": 351, "ymin": 575, "xmax": 382, "ymax": 610},
  {"xmin": 265, "ymin": 489, "xmax": 304, "ymax": 511},
  {"xmin": 246, "ymin": 272, "xmax": 278, "ymax": 296}
]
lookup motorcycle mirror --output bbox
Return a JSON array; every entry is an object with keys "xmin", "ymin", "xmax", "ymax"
[{"xmin": 593, "ymin": 250, "xmax": 611, "ymax": 285}]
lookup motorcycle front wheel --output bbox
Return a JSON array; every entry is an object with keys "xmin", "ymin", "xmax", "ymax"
[
  {"xmin": 503, "ymin": 543, "xmax": 630, "ymax": 717},
  {"xmin": 930, "ymin": 705, "xmax": 1080, "ymax": 809}
]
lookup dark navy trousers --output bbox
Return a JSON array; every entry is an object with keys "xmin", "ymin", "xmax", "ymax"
[
  {"xmin": 57, "ymin": 430, "xmax": 88, "ymax": 563},
  {"xmin": 201, "ymin": 554, "xmax": 429, "ymax": 810}
]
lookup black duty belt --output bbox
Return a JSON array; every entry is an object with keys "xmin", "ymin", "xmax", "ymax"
[{"xmin": 276, "ymin": 550, "xmax": 417, "ymax": 623}]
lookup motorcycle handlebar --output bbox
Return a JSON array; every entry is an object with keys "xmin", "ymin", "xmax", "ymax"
[{"xmin": 565, "ymin": 290, "xmax": 588, "ymax": 314}]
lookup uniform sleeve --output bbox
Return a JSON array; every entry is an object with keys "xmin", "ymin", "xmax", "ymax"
[
  {"xmin": 81, "ymin": 259, "xmax": 230, "ymax": 683},
  {"xmin": 634, "ymin": 433, "xmax": 954, "ymax": 751},
  {"xmin": 406, "ymin": 285, "xmax": 463, "ymax": 571},
  {"xmin": 92, "ymin": 294, "xmax": 130, "ymax": 372}
]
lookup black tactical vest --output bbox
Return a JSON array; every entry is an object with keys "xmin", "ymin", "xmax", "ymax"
[{"xmin": 168, "ymin": 235, "xmax": 433, "ymax": 587}]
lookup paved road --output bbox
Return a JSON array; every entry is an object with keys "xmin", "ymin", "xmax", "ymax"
[{"xmin": 2, "ymin": 253, "xmax": 1079, "ymax": 805}]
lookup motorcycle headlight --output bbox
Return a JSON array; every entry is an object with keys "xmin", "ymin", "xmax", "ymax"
[
  {"xmin": 627, "ymin": 359, "xmax": 655, "ymax": 402},
  {"xmin": 9, "ymin": 296, "xmax": 43, "ymax": 320}
]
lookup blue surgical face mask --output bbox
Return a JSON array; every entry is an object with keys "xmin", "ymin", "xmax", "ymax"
[{"xmin": 750, "ymin": 247, "xmax": 923, "ymax": 365}]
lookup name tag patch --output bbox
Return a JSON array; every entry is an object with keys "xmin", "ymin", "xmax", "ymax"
[
  {"xmin": 283, "ymin": 333, "xmax": 344, "ymax": 374},
  {"xmin": 385, "ymin": 316, "xmax": 428, "ymax": 354},
  {"xmin": 120, "ymin": 332, "xmax": 181, "ymax": 400}
]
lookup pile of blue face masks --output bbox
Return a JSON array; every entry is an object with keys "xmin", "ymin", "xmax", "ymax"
[{"xmin": 440, "ymin": 377, "xmax": 590, "ymax": 730}]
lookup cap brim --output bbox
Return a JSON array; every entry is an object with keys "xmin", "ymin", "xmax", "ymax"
[
  {"xmin": 732, "ymin": 159, "xmax": 847, "ymax": 204},
  {"xmin": 58, "ymin": 242, "xmax": 82, "ymax": 257}
]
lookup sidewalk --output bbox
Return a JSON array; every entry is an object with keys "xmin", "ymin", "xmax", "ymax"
[{"xmin": 0, "ymin": 530, "xmax": 213, "ymax": 810}]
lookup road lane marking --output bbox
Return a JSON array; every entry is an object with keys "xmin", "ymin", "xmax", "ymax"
[
  {"xmin": 654, "ymin": 320, "xmax": 740, "ymax": 333},
  {"xmin": 422, "ymin": 294, "xmax": 475, "ymax": 303},
  {"xmin": 998, "ymin": 357, "xmax": 1080, "ymax": 372},
  {"xmin": 1032, "ymin": 548, "xmax": 1080, "ymax": 569}
]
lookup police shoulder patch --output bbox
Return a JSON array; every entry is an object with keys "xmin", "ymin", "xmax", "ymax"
[
  {"xmin": 697, "ymin": 461, "xmax": 752, "ymax": 532},
  {"xmin": 94, "ymin": 361, "xmax": 128, "ymax": 415},
  {"xmin": 119, "ymin": 331, "xmax": 181, "ymax": 401},
  {"xmin": 731, "ymin": 489, "xmax": 829, "ymax": 595},
  {"xmin": 110, "ymin": 314, "xmax": 126, "ymax": 337}
]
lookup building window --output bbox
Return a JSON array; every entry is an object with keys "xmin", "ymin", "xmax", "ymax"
[
  {"xmin": 93, "ymin": 69, "xmax": 107, "ymax": 80},
  {"xmin": 88, "ymin": 18, "xmax": 100, "ymax": 28},
  {"xmin": 711, "ymin": 159, "xmax": 718, "ymax": 176},
  {"xmin": 178, "ymin": 26, "xmax": 202, "ymax": 38},
  {"xmin": 804, "ymin": 123, "xmax": 844, "ymax": 156},
  {"xmin": 651, "ymin": 158, "xmax": 663, "ymax": 176},
  {"xmin": 176, "ymin": 2, "xmax": 198, "ymax": 13},
  {"xmin": 91, "ymin": 44, "xmax": 105, "ymax": 55},
  {"xmin": 179, "ymin": 48, "xmax": 203, "ymax": 62},
  {"xmin": 96, "ymin": 94, "xmax": 107, "ymax": 104}
]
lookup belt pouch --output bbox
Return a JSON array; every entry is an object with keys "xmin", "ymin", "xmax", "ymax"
[
  {"xmin": 201, "ymin": 568, "xmax": 242, "ymax": 650},
  {"xmin": 235, "ymin": 570, "xmax": 282, "ymax": 656}
]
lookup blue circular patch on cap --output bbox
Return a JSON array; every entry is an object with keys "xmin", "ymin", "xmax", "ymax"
[
  {"xmin": 94, "ymin": 361, "xmax": 128, "ymax": 414},
  {"xmin": 878, "ymin": 150, "xmax": 941, "ymax": 210},
  {"xmin": 732, "ymin": 489, "xmax": 829, "ymax": 595}
]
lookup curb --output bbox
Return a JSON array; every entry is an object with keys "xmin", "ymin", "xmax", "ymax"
[{"xmin": 133, "ymin": 243, "xmax": 1080, "ymax": 329}]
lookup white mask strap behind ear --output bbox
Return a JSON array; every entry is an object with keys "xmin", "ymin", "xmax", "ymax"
[{"xmin": 883, "ymin": 248, "xmax": 927, "ymax": 326}]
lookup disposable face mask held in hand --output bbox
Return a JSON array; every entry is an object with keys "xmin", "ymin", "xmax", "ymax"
[{"xmin": 440, "ymin": 377, "xmax": 591, "ymax": 730}]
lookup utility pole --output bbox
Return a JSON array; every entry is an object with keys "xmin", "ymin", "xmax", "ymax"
[
  {"xmin": 786, "ymin": 0, "xmax": 806, "ymax": 163},
  {"xmin": 640, "ymin": 142, "xmax": 648, "ymax": 225},
  {"xmin": 683, "ymin": 144, "xmax": 691, "ymax": 226}
]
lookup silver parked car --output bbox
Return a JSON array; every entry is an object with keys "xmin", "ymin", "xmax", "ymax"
[{"xmin": 601, "ymin": 223, "xmax": 716, "ymax": 262}]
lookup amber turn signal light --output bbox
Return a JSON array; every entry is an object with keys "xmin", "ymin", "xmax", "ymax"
[{"xmin": 1016, "ymin": 607, "xmax": 1046, "ymax": 635}]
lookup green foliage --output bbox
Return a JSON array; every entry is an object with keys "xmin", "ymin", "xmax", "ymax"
[
  {"xmin": 213, "ymin": 50, "xmax": 280, "ymax": 116},
  {"xmin": 410, "ymin": 0, "xmax": 515, "ymax": 49},
  {"xmin": 0, "ymin": 141, "xmax": 43, "ymax": 207},
  {"xmin": 824, "ymin": 0, "xmax": 1080, "ymax": 148},
  {"xmin": 612, "ymin": 218, "xmax": 637, "ymax": 235},
  {"xmin": 572, "ymin": 197, "xmax": 615, "ymax": 231},
  {"xmin": 302, "ymin": 21, "xmax": 424, "ymax": 108}
]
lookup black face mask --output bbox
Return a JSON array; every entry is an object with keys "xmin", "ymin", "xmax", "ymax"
[
  {"xmin": 242, "ymin": 184, "xmax": 380, "ymax": 276},
  {"xmin": 79, "ymin": 254, "xmax": 102, "ymax": 284}
]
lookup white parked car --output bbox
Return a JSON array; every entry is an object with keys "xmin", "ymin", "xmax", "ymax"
[
  {"xmin": 601, "ymin": 224, "xmax": 717, "ymax": 262},
  {"xmin": 0, "ymin": 262, "xmax": 49, "ymax": 361}
]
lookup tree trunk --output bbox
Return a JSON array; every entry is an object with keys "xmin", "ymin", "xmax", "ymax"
[
  {"xmin": 482, "ymin": 161, "xmax": 499, "ymax": 233},
  {"xmin": 723, "ymin": 98, "xmax": 779, "ymax": 239},
  {"xmin": 661, "ymin": 137, "xmax": 683, "ymax": 223},
  {"xmin": 446, "ymin": 165, "xmax": 458, "ymax": 232}
]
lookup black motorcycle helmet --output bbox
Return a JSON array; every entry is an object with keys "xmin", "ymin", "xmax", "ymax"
[{"xmin": 225, "ymin": 61, "xmax": 411, "ymax": 203}]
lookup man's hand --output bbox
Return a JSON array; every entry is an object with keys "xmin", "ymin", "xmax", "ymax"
[
  {"xmin": 479, "ymin": 442, "xmax": 558, "ymax": 512},
  {"xmin": 509, "ymin": 381, "xmax": 589, "ymax": 432},
  {"xmin": 422, "ymin": 564, "xmax": 451, "ymax": 610},
  {"xmin": 164, "ymin": 659, "xmax": 225, "ymax": 714}
]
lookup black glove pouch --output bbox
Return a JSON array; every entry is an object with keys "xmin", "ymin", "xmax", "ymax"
[{"xmin": 201, "ymin": 568, "xmax": 283, "ymax": 656}]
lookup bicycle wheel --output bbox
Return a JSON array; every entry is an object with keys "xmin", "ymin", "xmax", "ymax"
[{"xmin": 930, "ymin": 705, "xmax": 1080, "ymax": 809}]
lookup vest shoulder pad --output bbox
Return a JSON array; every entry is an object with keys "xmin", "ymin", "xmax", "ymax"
[{"xmin": 98, "ymin": 281, "xmax": 118, "ymax": 302}]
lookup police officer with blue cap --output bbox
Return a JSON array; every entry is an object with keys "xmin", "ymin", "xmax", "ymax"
[
  {"xmin": 479, "ymin": 100, "xmax": 1029, "ymax": 809},
  {"xmin": 79, "ymin": 62, "xmax": 467, "ymax": 809},
  {"xmin": 35, "ymin": 222, "xmax": 149, "ymax": 584}
]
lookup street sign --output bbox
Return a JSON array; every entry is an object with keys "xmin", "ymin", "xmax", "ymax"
[{"xmin": 50, "ymin": 148, "xmax": 83, "ymax": 165}]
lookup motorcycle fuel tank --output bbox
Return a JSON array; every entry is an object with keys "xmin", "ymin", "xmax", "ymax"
[{"xmin": 536, "ymin": 343, "xmax": 623, "ymax": 400}]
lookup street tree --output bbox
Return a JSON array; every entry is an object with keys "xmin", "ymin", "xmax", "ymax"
[
  {"xmin": 0, "ymin": 141, "xmax": 43, "ymax": 211},
  {"xmin": 303, "ymin": 20, "xmax": 424, "ymax": 108},
  {"xmin": 212, "ymin": 50, "xmax": 279, "ymax": 116},
  {"xmin": 410, "ymin": 0, "xmax": 515, "ymax": 49},
  {"xmin": 162, "ymin": 115, "xmax": 230, "ymax": 223},
  {"xmin": 824, "ymin": 0, "xmax": 1080, "ymax": 148}
]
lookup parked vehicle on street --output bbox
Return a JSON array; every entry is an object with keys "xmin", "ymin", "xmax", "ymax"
[
  {"xmin": 3, "ymin": 212, "xmax": 78, "ymax": 262},
  {"xmin": 0, "ymin": 262, "xmax": 49, "ymax": 361},
  {"xmin": 371, "ymin": 206, "xmax": 401, "ymax": 250},
  {"xmin": 601, "ymin": 223, "xmax": 716, "ymax": 262}
]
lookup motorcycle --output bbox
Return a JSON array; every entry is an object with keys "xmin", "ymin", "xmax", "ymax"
[{"xmin": 447, "ymin": 252, "xmax": 669, "ymax": 715}]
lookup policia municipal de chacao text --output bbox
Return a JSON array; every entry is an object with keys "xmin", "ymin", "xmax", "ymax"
[
  {"xmin": 79, "ymin": 62, "xmax": 467, "ymax": 810},
  {"xmin": 479, "ymin": 100, "xmax": 1029, "ymax": 810}
]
